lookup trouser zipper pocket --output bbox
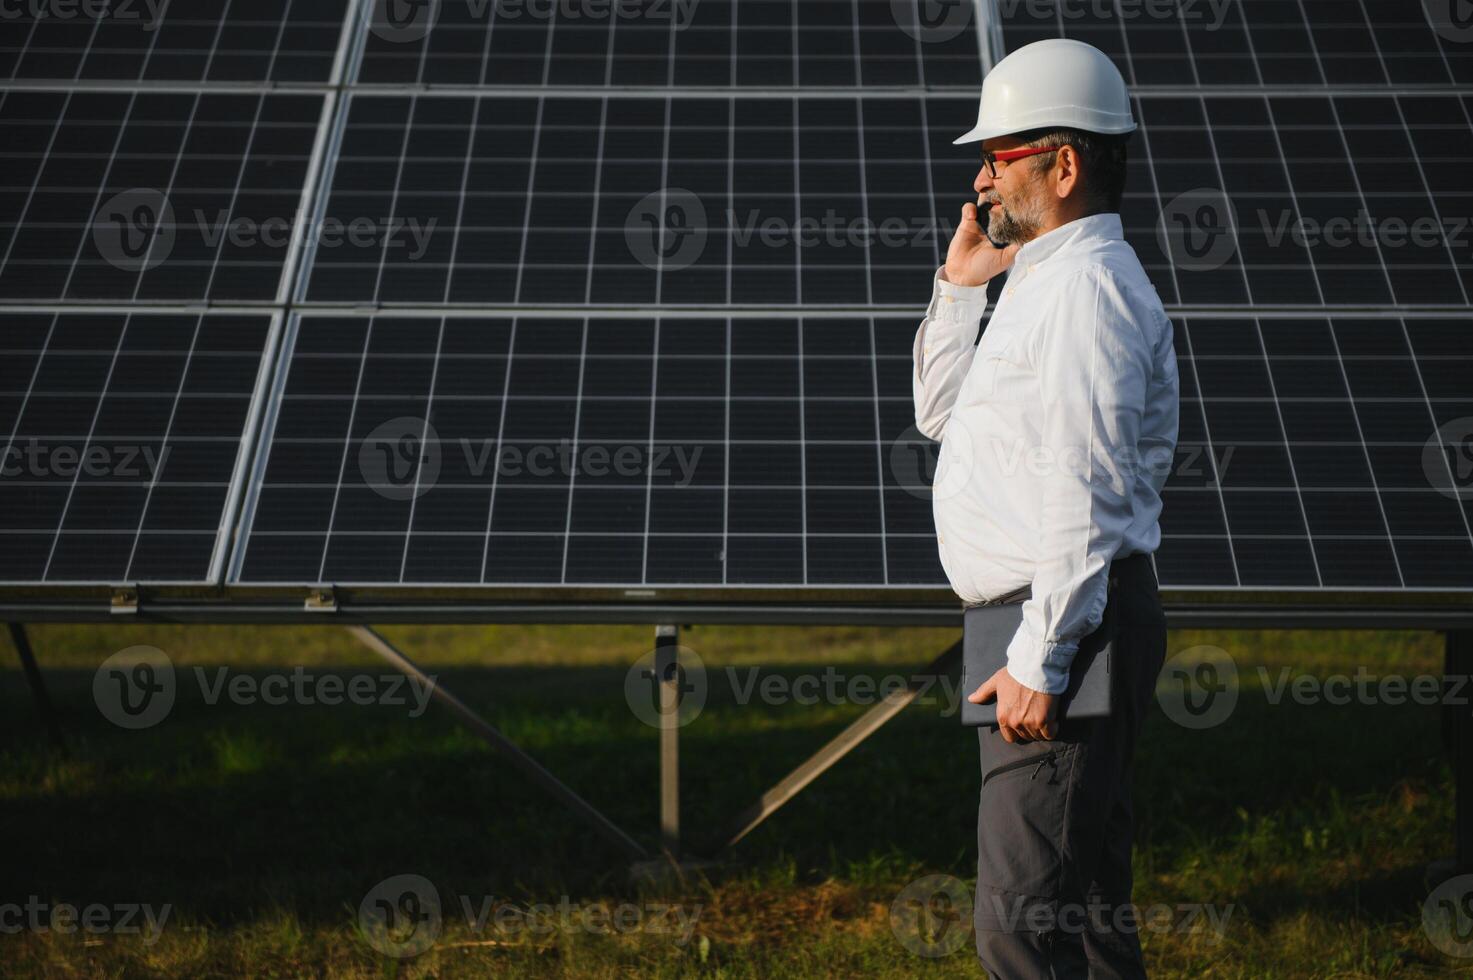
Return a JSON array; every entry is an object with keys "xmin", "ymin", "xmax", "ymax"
[{"xmin": 983, "ymin": 748, "xmax": 1062, "ymax": 787}]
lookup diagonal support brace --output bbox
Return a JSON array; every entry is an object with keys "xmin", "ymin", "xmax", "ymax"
[
  {"xmin": 345, "ymin": 624, "xmax": 649, "ymax": 862},
  {"xmin": 721, "ymin": 637, "xmax": 963, "ymax": 850}
]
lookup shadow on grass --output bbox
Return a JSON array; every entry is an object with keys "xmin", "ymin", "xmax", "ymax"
[{"xmin": 0, "ymin": 657, "xmax": 1454, "ymax": 939}]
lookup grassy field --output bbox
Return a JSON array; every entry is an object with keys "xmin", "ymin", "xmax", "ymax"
[{"xmin": 1, "ymin": 622, "xmax": 1469, "ymax": 977}]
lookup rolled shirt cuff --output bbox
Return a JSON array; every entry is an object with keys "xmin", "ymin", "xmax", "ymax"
[
  {"xmin": 925, "ymin": 265, "xmax": 990, "ymax": 327},
  {"xmin": 1003, "ymin": 626, "xmax": 1077, "ymax": 696}
]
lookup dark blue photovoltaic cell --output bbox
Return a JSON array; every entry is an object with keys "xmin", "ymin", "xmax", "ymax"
[
  {"xmin": 0, "ymin": 90, "xmax": 325, "ymax": 304},
  {"xmin": 1000, "ymin": 0, "xmax": 1473, "ymax": 87},
  {"xmin": 298, "ymin": 92, "xmax": 1473, "ymax": 312},
  {"xmin": 231, "ymin": 313, "xmax": 1473, "ymax": 590},
  {"xmin": 356, "ymin": 0, "xmax": 983, "ymax": 88},
  {"xmin": 0, "ymin": 312, "xmax": 273, "ymax": 584},
  {"xmin": 0, "ymin": 0, "xmax": 351, "ymax": 83}
]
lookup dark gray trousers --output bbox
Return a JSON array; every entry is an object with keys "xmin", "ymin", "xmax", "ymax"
[{"xmin": 973, "ymin": 553, "xmax": 1167, "ymax": 980}]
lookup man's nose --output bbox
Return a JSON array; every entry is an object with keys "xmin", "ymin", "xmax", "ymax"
[{"xmin": 974, "ymin": 165, "xmax": 994, "ymax": 195}]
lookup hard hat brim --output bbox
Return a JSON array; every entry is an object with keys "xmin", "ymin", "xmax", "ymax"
[{"xmin": 953, "ymin": 119, "xmax": 1138, "ymax": 146}]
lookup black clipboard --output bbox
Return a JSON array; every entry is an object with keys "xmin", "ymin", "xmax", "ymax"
[{"xmin": 959, "ymin": 590, "xmax": 1116, "ymax": 726}]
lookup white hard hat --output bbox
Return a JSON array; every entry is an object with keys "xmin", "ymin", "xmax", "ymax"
[{"xmin": 953, "ymin": 38, "xmax": 1137, "ymax": 145}]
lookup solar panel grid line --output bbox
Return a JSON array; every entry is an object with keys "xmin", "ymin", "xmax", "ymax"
[
  {"xmin": 1394, "ymin": 316, "xmax": 1473, "ymax": 551},
  {"xmin": 476, "ymin": 316, "xmax": 517, "ymax": 581},
  {"xmin": 396, "ymin": 317, "xmax": 447, "ymax": 581},
  {"xmin": 1318, "ymin": 319, "xmax": 1408, "ymax": 587},
  {"xmin": 865, "ymin": 315, "xmax": 890, "ymax": 584},
  {"xmin": 1246, "ymin": 316, "xmax": 1325, "ymax": 585},
  {"xmin": 996, "ymin": 0, "xmax": 1473, "ymax": 89},
  {"xmin": 312, "ymin": 314, "xmax": 373, "ymax": 583},
  {"xmin": 0, "ymin": 0, "xmax": 359, "ymax": 86},
  {"xmin": 559, "ymin": 317, "xmax": 589, "ymax": 583},
  {"xmin": 0, "ymin": 310, "xmax": 276, "ymax": 585}
]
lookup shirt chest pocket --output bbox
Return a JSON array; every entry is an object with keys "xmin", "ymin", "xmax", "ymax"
[{"xmin": 970, "ymin": 332, "xmax": 1029, "ymax": 400}]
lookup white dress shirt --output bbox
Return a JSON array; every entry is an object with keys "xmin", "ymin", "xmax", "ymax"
[{"xmin": 913, "ymin": 212, "xmax": 1180, "ymax": 695}]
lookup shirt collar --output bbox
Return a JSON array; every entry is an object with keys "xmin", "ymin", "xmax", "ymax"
[{"xmin": 1012, "ymin": 212, "xmax": 1122, "ymax": 269}]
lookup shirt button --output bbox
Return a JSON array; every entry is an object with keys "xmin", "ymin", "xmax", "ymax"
[{"xmin": 1006, "ymin": 287, "xmax": 1016, "ymax": 296}]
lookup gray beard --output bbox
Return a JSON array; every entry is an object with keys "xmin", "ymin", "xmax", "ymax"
[{"xmin": 986, "ymin": 198, "xmax": 1042, "ymax": 246}]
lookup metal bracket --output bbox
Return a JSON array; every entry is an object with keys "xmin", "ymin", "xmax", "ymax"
[
  {"xmin": 304, "ymin": 587, "xmax": 338, "ymax": 613},
  {"xmin": 109, "ymin": 587, "xmax": 139, "ymax": 615}
]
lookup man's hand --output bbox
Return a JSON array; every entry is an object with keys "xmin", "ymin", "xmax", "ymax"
[
  {"xmin": 968, "ymin": 666, "xmax": 1059, "ymax": 743},
  {"xmin": 943, "ymin": 201, "xmax": 1021, "ymax": 287}
]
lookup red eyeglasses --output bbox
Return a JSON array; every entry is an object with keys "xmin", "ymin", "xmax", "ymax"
[{"xmin": 981, "ymin": 144, "xmax": 1061, "ymax": 179}]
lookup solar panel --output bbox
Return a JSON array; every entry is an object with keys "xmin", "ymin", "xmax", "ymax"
[
  {"xmin": 356, "ymin": 0, "xmax": 985, "ymax": 88},
  {"xmin": 0, "ymin": 0, "xmax": 354, "ymax": 84},
  {"xmin": 296, "ymin": 91, "xmax": 1473, "ymax": 311},
  {"xmin": 998, "ymin": 0, "xmax": 1473, "ymax": 87},
  {"xmin": 0, "ymin": 311, "xmax": 277, "ymax": 585},
  {"xmin": 0, "ymin": 89, "xmax": 327, "ymax": 304},
  {"xmin": 228, "ymin": 312, "xmax": 1473, "ymax": 591}
]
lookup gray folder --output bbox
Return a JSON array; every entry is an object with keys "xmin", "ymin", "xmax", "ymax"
[{"xmin": 960, "ymin": 594, "xmax": 1115, "ymax": 726}]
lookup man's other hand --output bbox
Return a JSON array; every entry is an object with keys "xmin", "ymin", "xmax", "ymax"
[
  {"xmin": 968, "ymin": 666, "xmax": 1059, "ymax": 743},
  {"xmin": 943, "ymin": 202, "xmax": 1021, "ymax": 287}
]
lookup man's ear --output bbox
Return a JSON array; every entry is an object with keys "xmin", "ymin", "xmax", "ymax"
[{"xmin": 1053, "ymin": 144, "xmax": 1081, "ymax": 201}]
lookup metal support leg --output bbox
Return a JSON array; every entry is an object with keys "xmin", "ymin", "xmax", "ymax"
[
  {"xmin": 721, "ymin": 637, "xmax": 963, "ymax": 850},
  {"xmin": 8, "ymin": 623, "xmax": 64, "ymax": 751},
  {"xmin": 655, "ymin": 624, "xmax": 680, "ymax": 859},
  {"xmin": 345, "ymin": 625, "xmax": 649, "ymax": 862},
  {"xmin": 1449, "ymin": 630, "xmax": 1473, "ymax": 874}
]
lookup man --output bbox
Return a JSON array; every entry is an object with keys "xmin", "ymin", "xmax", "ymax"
[{"xmin": 912, "ymin": 39, "xmax": 1180, "ymax": 978}]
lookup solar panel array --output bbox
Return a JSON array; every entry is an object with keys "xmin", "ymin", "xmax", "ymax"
[{"xmin": 3, "ymin": 0, "xmax": 1470, "ymax": 597}]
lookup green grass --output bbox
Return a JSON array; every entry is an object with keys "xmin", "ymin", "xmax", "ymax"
[{"xmin": 0, "ymin": 624, "xmax": 1468, "ymax": 977}]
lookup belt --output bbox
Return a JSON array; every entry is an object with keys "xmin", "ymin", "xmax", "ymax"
[{"xmin": 961, "ymin": 552, "xmax": 1152, "ymax": 608}]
